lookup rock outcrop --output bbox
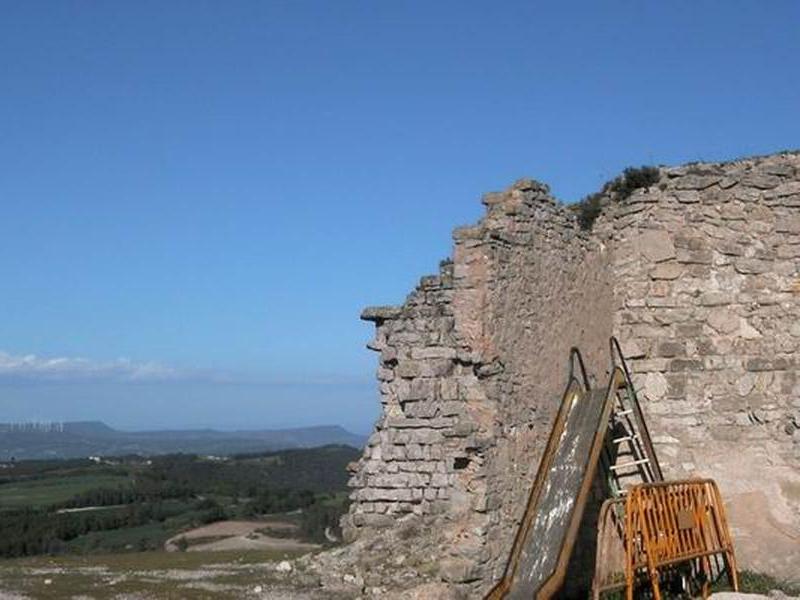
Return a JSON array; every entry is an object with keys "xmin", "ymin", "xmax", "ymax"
[{"xmin": 329, "ymin": 151, "xmax": 800, "ymax": 597}]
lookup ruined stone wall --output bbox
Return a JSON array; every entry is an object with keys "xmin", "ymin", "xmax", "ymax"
[
  {"xmin": 607, "ymin": 153, "xmax": 800, "ymax": 579},
  {"xmin": 343, "ymin": 151, "xmax": 800, "ymax": 595},
  {"xmin": 344, "ymin": 180, "xmax": 616, "ymax": 589},
  {"xmin": 474, "ymin": 183, "xmax": 615, "ymax": 584}
]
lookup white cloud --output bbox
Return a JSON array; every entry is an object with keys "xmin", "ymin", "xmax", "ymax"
[
  {"xmin": 0, "ymin": 351, "xmax": 374, "ymax": 387},
  {"xmin": 0, "ymin": 351, "xmax": 189, "ymax": 383}
]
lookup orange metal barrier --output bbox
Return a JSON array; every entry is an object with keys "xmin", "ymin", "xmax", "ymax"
[{"xmin": 624, "ymin": 479, "xmax": 738, "ymax": 600}]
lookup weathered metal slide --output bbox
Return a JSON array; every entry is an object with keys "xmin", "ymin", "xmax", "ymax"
[{"xmin": 485, "ymin": 349, "xmax": 623, "ymax": 599}]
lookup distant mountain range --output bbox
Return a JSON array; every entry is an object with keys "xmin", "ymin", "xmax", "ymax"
[{"xmin": 0, "ymin": 421, "xmax": 367, "ymax": 460}]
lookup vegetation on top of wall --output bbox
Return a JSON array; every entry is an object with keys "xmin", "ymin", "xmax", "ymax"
[{"xmin": 572, "ymin": 165, "xmax": 661, "ymax": 230}]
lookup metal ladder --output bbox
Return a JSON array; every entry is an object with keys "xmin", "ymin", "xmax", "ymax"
[{"xmin": 600, "ymin": 338, "xmax": 663, "ymax": 497}]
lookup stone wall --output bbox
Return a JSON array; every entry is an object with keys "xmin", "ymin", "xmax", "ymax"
[
  {"xmin": 607, "ymin": 154, "xmax": 800, "ymax": 578},
  {"xmin": 473, "ymin": 183, "xmax": 615, "ymax": 585},
  {"xmin": 343, "ymin": 151, "xmax": 800, "ymax": 594}
]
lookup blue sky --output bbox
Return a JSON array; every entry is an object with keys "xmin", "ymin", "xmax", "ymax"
[{"xmin": 1, "ymin": 1, "xmax": 798, "ymax": 433}]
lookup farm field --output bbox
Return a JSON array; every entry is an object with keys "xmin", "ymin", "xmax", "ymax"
[
  {"xmin": 0, "ymin": 474, "xmax": 130, "ymax": 510},
  {"xmin": 0, "ymin": 446, "xmax": 358, "ymax": 560},
  {"xmin": 164, "ymin": 519, "xmax": 320, "ymax": 553}
]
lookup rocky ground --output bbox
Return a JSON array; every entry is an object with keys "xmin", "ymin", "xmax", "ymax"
[
  {"xmin": 0, "ymin": 518, "xmax": 468, "ymax": 599},
  {"xmin": 1, "ymin": 543, "xmax": 797, "ymax": 600},
  {"xmin": 0, "ymin": 550, "xmax": 343, "ymax": 600}
]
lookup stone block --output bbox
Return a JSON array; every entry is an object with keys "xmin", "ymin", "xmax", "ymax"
[
  {"xmin": 657, "ymin": 341, "xmax": 685, "ymax": 357},
  {"xmin": 647, "ymin": 297, "xmax": 682, "ymax": 308},
  {"xmin": 453, "ymin": 225, "xmax": 484, "ymax": 241},
  {"xmin": 734, "ymin": 258, "xmax": 770, "ymax": 274},
  {"xmin": 440, "ymin": 378, "xmax": 459, "ymax": 400},
  {"xmin": 764, "ymin": 181, "xmax": 800, "ymax": 198},
  {"xmin": 411, "ymin": 346, "xmax": 457, "ymax": 360},
  {"xmin": 407, "ymin": 378, "xmax": 435, "ymax": 401},
  {"xmin": 707, "ymin": 309, "xmax": 740, "ymax": 334},
  {"xmin": 716, "ymin": 240, "xmax": 745, "ymax": 256},
  {"xmin": 404, "ymin": 444, "xmax": 424, "ymax": 461},
  {"xmin": 377, "ymin": 367, "xmax": 394, "ymax": 382},
  {"xmin": 777, "ymin": 244, "xmax": 800, "ymax": 259},
  {"xmin": 380, "ymin": 346, "xmax": 398, "ymax": 364},
  {"xmin": 396, "ymin": 361, "xmax": 421, "ymax": 379},
  {"xmin": 740, "ymin": 319, "xmax": 762, "ymax": 339},
  {"xmin": 404, "ymin": 401, "xmax": 437, "ymax": 419},
  {"xmin": 699, "ymin": 292, "xmax": 732, "ymax": 306},
  {"xmin": 775, "ymin": 216, "xmax": 800, "ymax": 234},
  {"xmin": 720, "ymin": 204, "xmax": 747, "ymax": 220},
  {"xmin": 430, "ymin": 473, "xmax": 452, "ymax": 487},
  {"xmin": 458, "ymin": 377, "xmax": 486, "ymax": 401},
  {"xmin": 676, "ymin": 322, "xmax": 704, "ymax": 337},
  {"xmin": 746, "ymin": 358, "xmax": 773, "ymax": 372},
  {"xmin": 742, "ymin": 173, "xmax": 782, "ymax": 189},
  {"xmin": 674, "ymin": 232, "xmax": 709, "ymax": 250},
  {"xmin": 708, "ymin": 425, "xmax": 746, "ymax": 442},
  {"xmin": 408, "ymin": 429, "xmax": 444, "ymax": 445},
  {"xmin": 635, "ymin": 230, "xmax": 677, "ymax": 263},
  {"xmin": 643, "ymin": 372, "xmax": 668, "ymax": 400},
  {"xmin": 438, "ymin": 401, "xmax": 464, "ymax": 417},
  {"xmin": 361, "ymin": 306, "xmax": 402, "ymax": 322},
  {"xmin": 357, "ymin": 513, "xmax": 395, "ymax": 528},
  {"xmin": 635, "ymin": 358, "xmax": 671, "ymax": 372},
  {"xmin": 665, "ymin": 373, "xmax": 687, "ymax": 397},
  {"xmin": 676, "ymin": 249, "xmax": 713, "ymax": 264},
  {"xmin": 674, "ymin": 175, "xmax": 721, "ymax": 190},
  {"xmin": 377, "ymin": 488, "xmax": 414, "ymax": 502},
  {"xmin": 654, "ymin": 309, "xmax": 692, "ymax": 325},
  {"xmin": 620, "ymin": 339, "xmax": 646, "ymax": 359},
  {"xmin": 669, "ymin": 359, "xmax": 703, "ymax": 372},
  {"xmin": 419, "ymin": 359, "xmax": 454, "ymax": 378},
  {"xmin": 439, "ymin": 558, "xmax": 480, "ymax": 583},
  {"xmin": 673, "ymin": 190, "xmax": 701, "ymax": 203},
  {"xmin": 414, "ymin": 461, "xmax": 438, "ymax": 473},
  {"xmin": 650, "ymin": 262, "xmax": 683, "ymax": 280}
]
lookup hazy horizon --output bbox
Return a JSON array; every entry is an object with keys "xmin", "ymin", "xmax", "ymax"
[
  {"xmin": 0, "ymin": 416, "xmax": 368, "ymax": 436},
  {"xmin": 1, "ymin": 379, "xmax": 375, "ymax": 435}
]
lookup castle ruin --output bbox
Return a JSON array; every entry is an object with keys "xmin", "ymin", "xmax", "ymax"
[{"xmin": 328, "ymin": 151, "xmax": 800, "ymax": 596}]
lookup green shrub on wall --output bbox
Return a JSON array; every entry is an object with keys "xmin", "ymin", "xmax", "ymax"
[{"xmin": 572, "ymin": 165, "xmax": 660, "ymax": 230}]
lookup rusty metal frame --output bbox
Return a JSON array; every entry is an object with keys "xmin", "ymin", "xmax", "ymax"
[
  {"xmin": 486, "ymin": 360, "xmax": 625, "ymax": 599},
  {"xmin": 591, "ymin": 497, "xmax": 629, "ymax": 600},
  {"xmin": 624, "ymin": 479, "xmax": 739, "ymax": 600},
  {"xmin": 568, "ymin": 346, "xmax": 591, "ymax": 394}
]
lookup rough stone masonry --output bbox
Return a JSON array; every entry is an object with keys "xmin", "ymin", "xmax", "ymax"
[{"xmin": 338, "ymin": 151, "xmax": 800, "ymax": 596}]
